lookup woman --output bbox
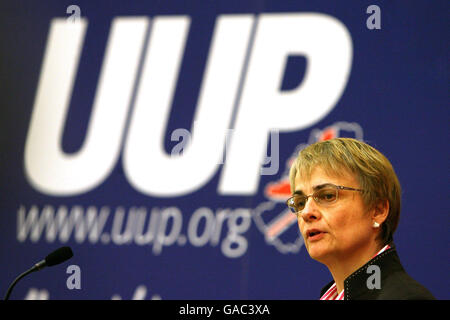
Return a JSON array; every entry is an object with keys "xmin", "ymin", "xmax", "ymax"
[{"xmin": 287, "ymin": 138, "xmax": 435, "ymax": 300}]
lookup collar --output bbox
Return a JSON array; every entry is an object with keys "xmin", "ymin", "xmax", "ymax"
[{"xmin": 320, "ymin": 243, "xmax": 402, "ymax": 300}]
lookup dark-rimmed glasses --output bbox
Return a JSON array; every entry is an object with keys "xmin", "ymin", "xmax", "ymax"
[{"xmin": 286, "ymin": 183, "xmax": 364, "ymax": 216}]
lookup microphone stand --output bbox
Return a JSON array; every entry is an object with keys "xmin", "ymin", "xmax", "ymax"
[
  {"xmin": 4, "ymin": 267, "xmax": 37, "ymax": 300},
  {"xmin": 4, "ymin": 247, "xmax": 73, "ymax": 300}
]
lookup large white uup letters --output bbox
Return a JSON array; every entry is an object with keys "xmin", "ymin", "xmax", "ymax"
[{"xmin": 24, "ymin": 14, "xmax": 352, "ymax": 197}]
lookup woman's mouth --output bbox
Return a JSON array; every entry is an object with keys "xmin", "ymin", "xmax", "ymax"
[{"xmin": 306, "ymin": 229, "xmax": 326, "ymax": 241}]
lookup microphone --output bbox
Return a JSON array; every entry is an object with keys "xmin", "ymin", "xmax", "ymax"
[
  {"xmin": 4, "ymin": 246, "xmax": 74, "ymax": 300},
  {"xmin": 33, "ymin": 246, "xmax": 74, "ymax": 271}
]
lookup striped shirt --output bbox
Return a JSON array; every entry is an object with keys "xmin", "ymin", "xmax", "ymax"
[{"xmin": 320, "ymin": 244, "xmax": 391, "ymax": 300}]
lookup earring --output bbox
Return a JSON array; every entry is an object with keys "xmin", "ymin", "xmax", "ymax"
[{"xmin": 373, "ymin": 222, "xmax": 380, "ymax": 228}]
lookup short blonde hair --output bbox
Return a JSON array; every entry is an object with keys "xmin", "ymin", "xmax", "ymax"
[{"xmin": 289, "ymin": 138, "xmax": 401, "ymax": 245}]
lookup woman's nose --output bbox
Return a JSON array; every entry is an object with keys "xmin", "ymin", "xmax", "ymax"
[{"xmin": 301, "ymin": 197, "xmax": 321, "ymax": 222}]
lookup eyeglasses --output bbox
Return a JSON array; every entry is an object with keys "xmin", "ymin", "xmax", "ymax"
[{"xmin": 286, "ymin": 184, "xmax": 364, "ymax": 216}]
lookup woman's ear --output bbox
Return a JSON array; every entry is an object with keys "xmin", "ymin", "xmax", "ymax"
[{"xmin": 372, "ymin": 199, "xmax": 389, "ymax": 225}]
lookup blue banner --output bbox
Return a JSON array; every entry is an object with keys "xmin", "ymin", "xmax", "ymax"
[{"xmin": 0, "ymin": 0, "xmax": 447, "ymax": 300}]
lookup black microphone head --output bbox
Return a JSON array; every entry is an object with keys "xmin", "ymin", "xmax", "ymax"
[{"xmin": 45, "ymin": 246, "xmax": 73, "ymax": 267}]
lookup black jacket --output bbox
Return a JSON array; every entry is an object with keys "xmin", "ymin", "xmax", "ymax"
[{"xmin": 320, "ymin": 244, "xmax": 435, "ymax": 300}]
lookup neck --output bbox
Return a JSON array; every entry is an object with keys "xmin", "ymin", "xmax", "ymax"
[{"xmin": 325, "ymin": 241, "xmax": 383, "ymax": 294}]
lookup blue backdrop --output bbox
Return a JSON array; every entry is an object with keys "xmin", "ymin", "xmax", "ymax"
[{"xmin": 0, "ymin": 0, "xmax": 448, "ymax": 300}]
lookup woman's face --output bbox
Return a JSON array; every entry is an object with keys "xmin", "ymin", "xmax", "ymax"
[{"xmin": 295, "ymin": 166, "xmax": 375, "ymax": 264}]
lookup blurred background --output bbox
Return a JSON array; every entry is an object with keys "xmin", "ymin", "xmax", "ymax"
[{"xmin": 0, "ymin": 0, "xmax": 448, "ymax": 300}]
